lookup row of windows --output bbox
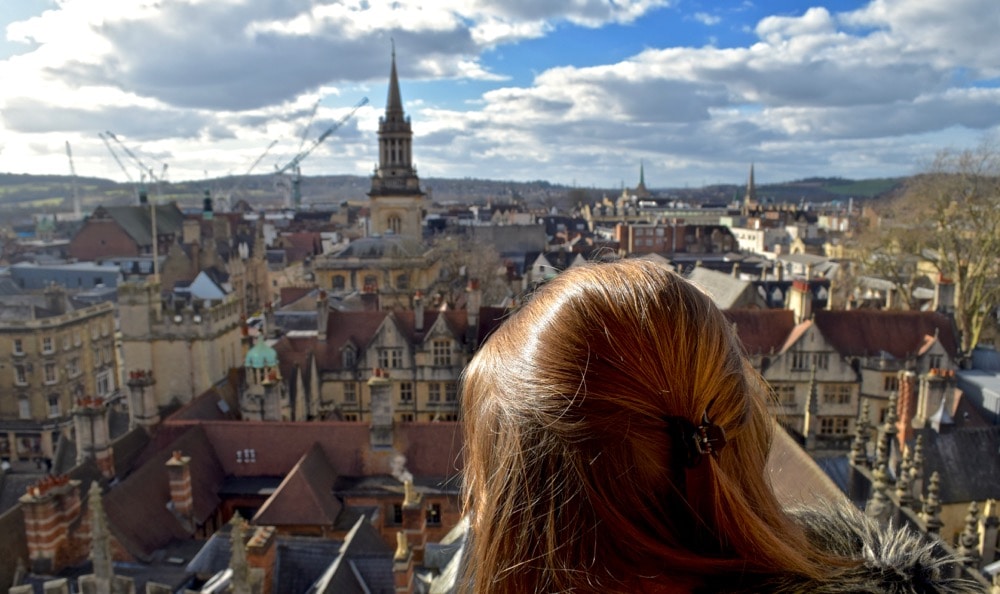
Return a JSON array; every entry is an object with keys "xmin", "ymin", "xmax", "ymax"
[
  {"xmin": 331, "ymin": 274, "xmax": 410, "ymax": 291},
  {"xmin": 341, "ymin": 413, "xmax": 458, "ymax": 423},
  {"xmin": 13, "ymin": 347, "xmax": 112, "ymax": 386},
  {"xmin": 342, "ymin": 381, "xmax": 458, "ymax": 404},
  {"xmin": 370, "ymin": 341, "xmax": 453, "ymax": 369},
  {"xmin": 11, "ymin": 322, "xmax": 111, "ymax": 356}
]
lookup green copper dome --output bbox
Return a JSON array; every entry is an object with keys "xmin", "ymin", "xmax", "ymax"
[{"xmin": 244, "ymin": 339, "xmax": 278, "ymax": 369}]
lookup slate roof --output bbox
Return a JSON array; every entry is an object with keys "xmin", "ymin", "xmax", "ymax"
[
  {"xmin": 311, "ymin": 517, "xmax": 395, "ymax": 594},
  {"xmin": 274, "ymin": 536, "xmax": 344, "ymax": 594},
  {"xmin": 103, "ymin": 425, "xmax": 226, "ymax": 560},
  {"xmin": 152, "ymin": 421, "xmax": 462, "ymax": 482},
  {"xmin": 687, "ymin": 266, "xmax": 763, "ymax": 310},
  {"xmin": 253, "ymin": 444, "xmax": 343, "ymax": 527},
  {"xmin": 725, "ymin": 309, "xmax": 796, "ymax": 356},
  {"xmin": 812, "ymin": 310, "xmax": 959, "ymax": 359},
  {"xmin": 98, "ymin": 204, "xmax": 185, "ymax": 246},
  {"xmin": 910, "ymin": 426, "xmax": 1000, "ymax": 504}
]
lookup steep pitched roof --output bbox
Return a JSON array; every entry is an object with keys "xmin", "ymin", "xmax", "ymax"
[
  {"xmin": 253, "ymin": 444, "xmax": 342, "ymax": 527},
  {"xmin": 912, "ymin": 426, "xmax": 1000, "ymax": 503},
  {"xmin": 103, "ymin": 425, "xmax": 226, "ymax": 560},
  {"xmin": 99, "ymin": 203, "xmax": 185, "ymax": 246},
  {"xmin": 813, "ymin": 310, "xmax": 959, "ymax": 359},
  {"xmin": 687, "ymin": 267, "xmax": 761, "ymax": 310},
  {"xmin": 725, "ymin": 309, "xmax": 796, "ymax": 356},
  {"xmin": 317, "ymin": 310, "xmax": 389, "ymax": 371}
]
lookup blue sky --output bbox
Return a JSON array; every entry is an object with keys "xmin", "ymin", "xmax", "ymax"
[{"xmin": 1, "ymin": 0, "xmax": 998, "ymax": 191}]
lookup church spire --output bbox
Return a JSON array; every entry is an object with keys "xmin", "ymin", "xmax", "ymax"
[
  {"xmin": 387, "ymin": 39, "xmax": 403, "ymax": 118},
  {"xmin": 743, "ymin": 163, "xmax": 758, "ymax": 209}
]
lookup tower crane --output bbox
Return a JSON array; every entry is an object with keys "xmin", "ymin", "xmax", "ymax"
[
  {"xmin": 275, "ymin": 96, "xmax": 369, "ymax": 209},
  {"xmin": 99, "ymin": 131, "xmax": 166, "ymax": 281},
  {"xmin": 218, "ymin": 139, "xmax": 279, "ymax": 211}
]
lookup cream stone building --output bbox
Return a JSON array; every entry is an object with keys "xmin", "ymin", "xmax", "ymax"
[
  {"xmin": 0, "ymin": 286, "xmax": 117, "ymax": 460},
  {"xmin": 117, "ymin": 278, "xmax": 244, "ymax": 420}
]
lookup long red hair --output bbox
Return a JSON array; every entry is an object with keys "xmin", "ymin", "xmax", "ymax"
[{"xmin": 461, "ymin": 260, "xmax": 832, "ymax": 593}]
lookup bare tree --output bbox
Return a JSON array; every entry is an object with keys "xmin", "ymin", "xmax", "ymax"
[
  {"xmin": 432, "ymin": 234, "xmax": 512, "ymax": 307},
  {"xmin": 871, "ymin": 140, "xmax": 1000, "ymax": 353}
]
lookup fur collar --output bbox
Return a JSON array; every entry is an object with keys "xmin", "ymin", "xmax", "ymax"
[{"xmin": 713, "ymin": 505, "xmax": 986, "ymax": 593}]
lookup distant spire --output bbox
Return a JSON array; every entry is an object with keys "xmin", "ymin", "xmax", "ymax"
[
  {"xmin": 639, "ymin": 160, "xmax": 646, "ymax": 186},
  {"xmin": 744, "ymin": 162, "xmax": 757, "ymax": 207},
  {"xmin": 387, "ymin": 39, "xmax": 403, "ymax": 117}
]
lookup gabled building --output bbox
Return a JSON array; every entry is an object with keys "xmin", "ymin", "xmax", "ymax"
[{"xmin": 68, "ymin": 202, "xmax": 185, "ymax": 263}]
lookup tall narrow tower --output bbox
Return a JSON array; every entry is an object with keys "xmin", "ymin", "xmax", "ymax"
[{"xmin": 369, "ymin": 44, "xmax": 426, "ymax": 239}]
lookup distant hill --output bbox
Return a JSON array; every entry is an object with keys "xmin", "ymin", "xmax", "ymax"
[{"xmin": 0, "ymin": 172, "xmax": 904, "ymax": 216}]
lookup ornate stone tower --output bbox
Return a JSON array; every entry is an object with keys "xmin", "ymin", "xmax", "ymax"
[{"xmin": 369, "ymin": 45, "xmax": 426, "ymax": 240}]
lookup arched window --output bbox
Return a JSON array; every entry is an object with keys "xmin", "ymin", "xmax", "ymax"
[{"xmin": 388, "ymin": 215, "xmax": 402, "ymax": 235}]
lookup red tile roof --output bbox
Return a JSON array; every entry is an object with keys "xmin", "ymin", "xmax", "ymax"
[
  {"xmin": 725, "ymin": 309, "xmax": 797, "ymax": 355},
  {"xmin": 103, "ymin": 426, "xmax": 225, "ymax": 560},
  {"xmin": 813, "ymin": 310, "xmax": 958, "ymax": 359},
  {"xmin": 252, "ymin": 444, "xmax": 342, "ymax": 527}
]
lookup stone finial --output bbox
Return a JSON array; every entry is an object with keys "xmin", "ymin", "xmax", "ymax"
[
  {"xmin": 921, "ymin": 471, "xmax": 944, "ymax": 539},
  {"xmin": 866, "ymin": 463, "xmax": 891, "ymax": 522},
  {"xmin": 88, "ymin": 482, "xmax": 113, "ymax": 581},
  {"xmin": 228, "ymin": 514, "xmax": 250, "ymax": 594},
  {"xmin": 957, "ymin": 501, "xmax": 981, "ymax": 568},
  {"xmin": 895, "ymin": 447, "xmax": 914, "ymax": 509},
  {"xmin": 850, "ymin": 400, "xmax": 871, "ymax": 467}
]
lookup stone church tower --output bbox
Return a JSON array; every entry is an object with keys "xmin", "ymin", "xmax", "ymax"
[{"xmin": 369, "ymin": 47, "xmax": 426, "ymax": 240}]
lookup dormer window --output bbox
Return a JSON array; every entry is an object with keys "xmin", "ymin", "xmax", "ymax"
[
  {"xmin": 432, "ymin": 340, "xmax": 450, "ymax": 366},
  {"xmin": 343, "ymin": 346, "xmax": 356, "ymax": 368}
]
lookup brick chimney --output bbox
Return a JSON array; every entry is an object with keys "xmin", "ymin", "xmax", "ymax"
[
  {"xmin": 73, "ymin": 397, "xmax": 115, "ymax": 479},
  {"xmin": 916, "ymin": 369, "xmax": 955, "ymax": 430},
  {"xmin": 896, "ymin": 371, "xmax": 917, "ymax": 445},
  {"xmin": 126, "ymin": 369, "xmax": 159, "ymax": 430},
  {"xmin": 246, "ymin": 526, "xmax": 277, "ymax": 594},
  {"xmin": 19, "ymin": 475, "xmax": 82, "ymax": 574},
  {"xmin": 413, "ymin": 291, "xmax": 424, "ymax": 333},
  {"xmin": 166, "ymin": 450, "xmax": 195, "ymax": 533},
  {"xmin": 393, "ymin": 532, "xmax": 415, "ymax": 594},
  {"xmin": 400, "ymin": 479, "xmax": 428, "ymax": 563},
  {"xmin": 361, "ymin": 283, "xmax": 380, "ymax": 311},
  {"xmin": 787, "ymin": 279, "xmax": 813, "ymax": 324}
]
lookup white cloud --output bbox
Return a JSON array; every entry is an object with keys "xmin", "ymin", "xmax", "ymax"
[{"xmin": 1, "ymin": 0, "xmax": 999, "ymax": 187}]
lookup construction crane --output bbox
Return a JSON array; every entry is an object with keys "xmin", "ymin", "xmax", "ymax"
[
  {"xmin": 99, "ymin": 131, "xmax": 166, "ymax": 281},
  {"xmin": 275, "ymin": 96, "xmax": 369, "ymax": 209},
  {"xmin": 65, "ymin": 141, "xmax": 82, "ymax": 218},
  {"xmin": 218, "ymin": 139, "xmax": 279, "ymax": 211}
]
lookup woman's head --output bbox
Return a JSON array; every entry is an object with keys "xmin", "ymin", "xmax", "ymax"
[{"xmin": 461, "ymin": 260, "xmax": 822, "ymax": 593}]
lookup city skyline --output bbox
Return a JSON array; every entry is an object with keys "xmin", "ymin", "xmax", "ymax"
[{"xmin": 1, "ymin": 0, "xmax": 998, "ymax": 189}]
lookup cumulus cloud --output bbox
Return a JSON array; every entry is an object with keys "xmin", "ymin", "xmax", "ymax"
[{"xmin": 1, "ymin": 0, "xmax": 999, "ymax": 186}]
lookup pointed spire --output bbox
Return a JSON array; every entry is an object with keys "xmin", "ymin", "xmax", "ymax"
[
  {"xmin": 866, "ymin": 462, "xmax": 891, "ymax": 522},
  {"xmin": 639, "ymin": 161, "xmax": 646, "ymax": 186},
  {"xmin": 229, "ymin": 513, "xmax": 251, "ymax": 594},
  {"xmin": 850, "ymin": 400, "xmax": 871, "ymax": 467},
  {"xmin": 88, "ymin": 482, "xmax": 114, "ymax": 581},
  {"xmin": 957, "ymin": 501, "xmax": 982, "ymax": 567},
  {"xmin": 804, "ymin": 364, "xmax": 819, "ymax": 451},
  {"xmin": 895, "ymin": 446, "xmax": 913, "ymax": 509},
  {"xmin": 386, "ymin": 38, "xmax": 403, "ymax": 117},
  {"xmin": 744, "ymin": 162, "xmax": 757, "ymax": 206},
  {"xmin": 921, "ymin": 471, "xmax": 944, "ymax": 538}
]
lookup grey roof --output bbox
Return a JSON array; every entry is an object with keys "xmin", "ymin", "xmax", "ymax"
[
  {"xmin": 99, "ymin": 204, "xmax": 185, "ymax": 247},
  {"xmin": 686, "ymin": 266, "xmax": 762, "ymax": 310},
  {"xmin": 912, "ymin": 426, "xmax": 1000, "ymax": 504},
  {"xmin": 274, "ymin": 537, "xmax": 344, "ymax": 594}
]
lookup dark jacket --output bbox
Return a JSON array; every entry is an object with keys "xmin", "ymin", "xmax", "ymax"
[{"xmin": 716, "ymin": 505, "xmax": 987, "ymax": 593}]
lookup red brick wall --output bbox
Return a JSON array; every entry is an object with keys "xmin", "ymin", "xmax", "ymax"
[{"xmin": 69, "ymin": 220, "xmax": 140, "ymax": 261}]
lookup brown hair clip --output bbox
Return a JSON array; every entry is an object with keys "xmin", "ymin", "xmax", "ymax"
[{"xmin": 663, "ymin": 412, "xmax": 727, "ymax": 468}]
